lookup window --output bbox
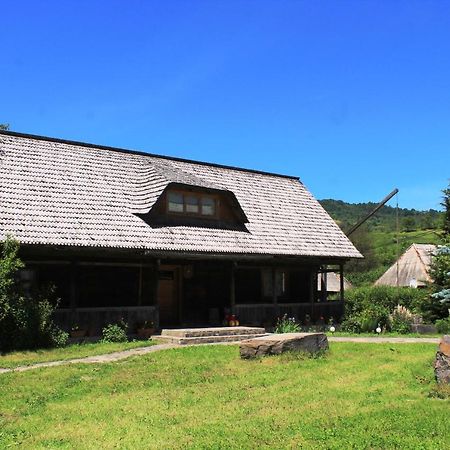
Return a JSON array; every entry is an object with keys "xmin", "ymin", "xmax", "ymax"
[
  {"xmin": 168, "ymin": 192, "xmax": 184, "ymax": 213},
  {"xmin": 167, "ymin": 191, "xmax": 216, "ymax": 217},
  {"xmin": 201, "ymin": 197, "xmax": 215, "ymax": 216},
  {"xmin": 185, "ymin": 195, "xmax": 199, "ymax": 214}
]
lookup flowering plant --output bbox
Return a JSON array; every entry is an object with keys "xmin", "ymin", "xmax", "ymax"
[{"xmin": 274, "ymin": 314, "xmax": 300, "ymax": 333}]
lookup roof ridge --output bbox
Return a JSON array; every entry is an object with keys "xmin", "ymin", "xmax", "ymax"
[{"xmin": 0, "ymin": 129, "xmax": 300, "ymax": 181}]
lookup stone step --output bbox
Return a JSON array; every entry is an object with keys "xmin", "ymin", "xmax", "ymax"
[
  {"xmin": 160, "ymin": 326, "xmax": 266, "ymax": 338},
  {"xmin": 153, "ymin": 333, "xmax": 268, "ymax": 346}
]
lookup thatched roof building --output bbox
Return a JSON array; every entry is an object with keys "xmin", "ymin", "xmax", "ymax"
[{"xmin": 374, "ymin": 244, "xmax": 436, "ymax": 288}]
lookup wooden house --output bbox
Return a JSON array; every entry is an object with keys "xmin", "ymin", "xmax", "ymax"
[
  {"xmin": 374, "ymin": 243, "xmax": 436, "ymax": 288},
  {"xmin": 0, "ymin": 130, "xmax": 361, "ymax": 333}
]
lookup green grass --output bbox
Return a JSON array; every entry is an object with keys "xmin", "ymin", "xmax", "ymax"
[
  {"xmin": 0, "ymin": 343, "xmax": 448, "ymax": 449},
  {"xmin": 0, "ymin": 340, "xmax": 155, "ymax": 369}
]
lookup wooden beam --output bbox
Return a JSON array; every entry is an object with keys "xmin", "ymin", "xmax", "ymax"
[
  {"xmin": 137, "ymin": 265, "xmax": 143, "ymax": 306},
  {"xmin": 69, "ymin": 261, "xmax": 78, "ymax": 314},
  {"xmin": 339, "ymin": 264, "xmax": 345, "ymax": 303},
  {"xmin": 320, "ymin": 265, "xmax": 328, "ymax": 302},
  {"xmin": 230, "ymin": 262, "xmax": 236, "ymax": 310},
  {"xmin": 271, "ymin": 267, "xmax": 277, "ymax": 305}
]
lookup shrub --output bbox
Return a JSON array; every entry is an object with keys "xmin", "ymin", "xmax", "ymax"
[
  {"xmin": 274, "ymin": 314, "xmax": 300, "ymax": 333},
  {"xmin": 342, "ymin": 286, "xmax": 426, "ymax": 333},
  {"xmin": 101, "ymin": 319, "xmax": 128, "ymax": 343},
  {"xmin": 389, "ymin": 305, "xmax": 416, "ymax": 334},
  {"xmin": 0, "ymin": 237, "xmax": 68, "ymax": 353},
  {"xmin": 435, "ymin": 318, "xmax": 450, "ymax": 334}
]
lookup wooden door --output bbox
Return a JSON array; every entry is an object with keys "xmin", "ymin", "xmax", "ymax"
[{"xmin": 158, "ymin": 266, "xmax": 180, "ymax": 325}]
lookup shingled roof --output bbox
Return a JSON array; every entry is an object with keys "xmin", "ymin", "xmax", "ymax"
[
  {"xmin": 0, "ymin": 131, "xmax": 362, "ymax": 259},
  {"xmin": 375, "ymin": 244, "xmax": 436, "ymax": 287}
]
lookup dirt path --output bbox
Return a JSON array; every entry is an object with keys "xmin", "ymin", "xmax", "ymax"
[
  {"xmin": 0, "ymin": 337, "xmax": 439, "ymax": 374},
  {"xmin": 0, "ymin": 343, "xmax": 176, "ymax": 374},
  {"xmin": 328, "ymin": 336, "xmax": 439, "ymax": 344}
]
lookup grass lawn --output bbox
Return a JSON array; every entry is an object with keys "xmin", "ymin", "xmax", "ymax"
[
  {"xmin": 0, "ymin": 343, "xmax": 449, "ymax": 449},
  {"xmin": 0, "ymin": 340, "xmax": 155, "ymax": 369}
]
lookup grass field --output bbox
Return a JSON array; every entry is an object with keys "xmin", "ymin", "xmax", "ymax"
[
  {"xmin": 0, "ymin": 340, "xmax": 155, "ymax": 369},
  {"xmin": 0, "ymin": 342, "xmax": 449, "ymax": 449}
]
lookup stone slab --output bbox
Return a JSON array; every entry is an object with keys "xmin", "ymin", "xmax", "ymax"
[
  {"xmin": 153, "ymin": 333, "xmax": 268, "ymax": 345},
  {"xmin": 239, "ymin": 332, "xmax": 328, "ymax": 359}
]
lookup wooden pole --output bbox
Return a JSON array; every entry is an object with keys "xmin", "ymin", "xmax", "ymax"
[
  {"xmin": 69, "ymin": 261, "xmax": 78, "ymax": 325},
  {"xmin": 137, "ymin": 265, "xmax": 143, "ymax": 306},
  {"xmin": 339, "ymin": 264, "xmax": 345, "ymax": 302},
  {"xmin": 230, "ymin": 262, "xmax": 236, "ymax": 311},
  {"xmin": 272, "ymin": 267, "xmax": 277, "ymax": 304}
]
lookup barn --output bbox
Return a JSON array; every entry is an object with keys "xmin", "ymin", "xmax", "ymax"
[{"xmin": 0, "ymin": 130, "xmax": 361, "ymax": 334}]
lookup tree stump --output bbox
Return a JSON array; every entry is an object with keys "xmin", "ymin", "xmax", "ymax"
[{"xmin": 435, "ymin": 335, "xmax": 450, "ymax": 384}]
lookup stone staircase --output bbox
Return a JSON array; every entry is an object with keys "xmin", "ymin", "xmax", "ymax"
[{"xmin": 152, "ymin": 326, "xmax": 268, "ymax": 345}]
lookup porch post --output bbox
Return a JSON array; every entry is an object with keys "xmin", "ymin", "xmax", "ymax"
[
  {"xmin": 137, "ymin": 265, "xmax": 143, "ymax": 306},
  {"xmin": 339, "ymin": 263, "xmax": 345, "ymax": 303},
  {"xmin": 271, "ymin": 267, "xmax": 277, "ymax": 304},
  {"xmin": 230, "ymin": 262, "xmax": 236, "ymax": 311},
  {"xmin": 320, "ymin": 265, "xmax": 328, "ymax": 302},
  {"xmin": 309, "ymin": 270, "xmax": 315, "ymax": 319},
  {"xmin": 154, "ymin": 259, "xmax": 160, "ymax": 328},
  {"xmin": 69, "ymin": 261, "xmax": 78, "ymax": 313}
]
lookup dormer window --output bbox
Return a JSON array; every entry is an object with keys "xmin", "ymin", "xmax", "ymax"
[{"xmin": 167, "ymin": 191, "xmax": 216, "ymax": 217}]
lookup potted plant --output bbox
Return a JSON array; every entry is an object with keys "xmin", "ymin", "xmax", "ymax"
[
  {"xmin": 70, "ymin": 324, "xmax": 87, "ymax": 338},
  {"xmin": 136, "ymin": 320, "xmax": 155, "ymax": 339}
]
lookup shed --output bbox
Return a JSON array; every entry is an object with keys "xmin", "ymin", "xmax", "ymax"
[{"xmin": 374, "ymin": 243, "xmax": 436, "ymax": 288}]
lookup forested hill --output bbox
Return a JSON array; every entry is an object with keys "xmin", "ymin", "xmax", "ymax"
[{"xmin": 319, "ymin": 199, "xmax": 442, "ymax": 233}]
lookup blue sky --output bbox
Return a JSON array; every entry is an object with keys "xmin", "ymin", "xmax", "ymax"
[{"xmin": 1, "ymin": 1, "xmax": 449, "ymax": 210}]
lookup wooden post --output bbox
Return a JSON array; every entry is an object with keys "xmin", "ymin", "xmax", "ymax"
[
  {"xmin": 69, "ymin": 261, "xmax": 78, "ymax": 325},
  {"xmin": 339, "ymin": 264, "xmax": 345, "ymax": 303},
  {"xmin": 230, "ymin": 262, "xmax": 236, "ymax": 311},
  {"xmin": 153, "ymin": 260, "xmax": 160, "ymax": 327},
  {"xmin": 271, "ymin": 267, "xmax": 277, "ymax": 304},
  {"xmin": 320, "ymin": 265, "xmax": 328, "ymax": 302},
  {"xmin": 310, "ymin": 270, "xmax": 315, "ymax": 319},
  {"xmin": 137, "ymin": 265, "xmax": 143, "ymax": 306}
]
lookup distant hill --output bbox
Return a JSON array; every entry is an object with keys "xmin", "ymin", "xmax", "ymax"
[
  {"xmin": 319, "ymin": 199, "xmax": 443, "ymax": 285},
  {"xmin": 319, "ymin": 199, "xmax": 443, "ymax": 233}
]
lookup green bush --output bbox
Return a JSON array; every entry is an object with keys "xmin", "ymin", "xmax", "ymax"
[
  {"xmin": 101, "ymin": 320, "xmax": 128, "ymax": 343},
  {"xmin": 389, "ymin": 305, "xmax": 416, "ymax": 334},
  {"xmin": 435, "ymin": 318, "xmax": 450, "ymax": 334},
  {"xmin": 0, "ymin": 237, "xmax": 68, "ymax": 353},
  {"xmin": 342, "ymin": 286, "xmax": 426, "ymax": 333}
]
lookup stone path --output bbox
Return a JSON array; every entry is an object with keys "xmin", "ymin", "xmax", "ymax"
[
  {"xmin": 328, "ymin": 336, "xmax": 439, "ymax": 344},
  {"xmin": 0, "ymin": 343, "xmax": 176, "ymax": 374},
  {"xmin": 0, "ymin": 336, "xmax": 440, "ymax": 374}
]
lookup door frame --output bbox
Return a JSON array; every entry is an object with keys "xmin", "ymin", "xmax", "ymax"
[{"xmin": 157, "ymin": 264, "xmax": 182, "ymax": 325}]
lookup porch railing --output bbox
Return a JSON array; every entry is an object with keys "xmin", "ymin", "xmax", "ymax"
[
  {"xmin": 234, "ymin": 301, "xmax": 344, "ymax": 327},
  {"xmin": 54, "ymin": 306, "xmax": 159, "ymax": 335}
]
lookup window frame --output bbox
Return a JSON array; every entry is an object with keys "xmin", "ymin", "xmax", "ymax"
[{"xmin": 166, "ymin": 190, "xmax": 219, "ymax": 218}]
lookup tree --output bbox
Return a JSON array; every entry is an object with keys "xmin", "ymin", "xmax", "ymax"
[
  {"xmin": 442, "ymin": 182, "xmax": 450, "ymax": 237},
  {"xmin": 0, "ymin": 123, "xmax": 9, "ymax": 130},
  {"xmin": 0, "ymin": 236, "xmax": 68, "ymax": 352},
  {"xmin": 420, "ymin": 184, "xmax": 450, "ymax": 322}
]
